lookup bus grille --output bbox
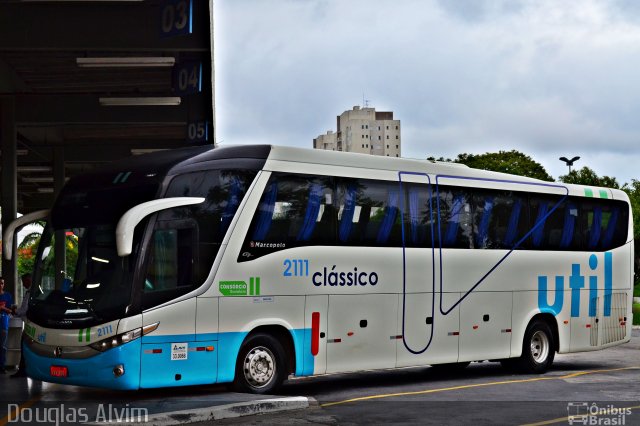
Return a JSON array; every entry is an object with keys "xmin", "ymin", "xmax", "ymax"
[{"xmin": 590, "ymin": 292, "xmax": 627, "ymax": 346}]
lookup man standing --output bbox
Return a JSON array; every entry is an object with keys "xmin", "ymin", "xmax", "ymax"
[
  {"xmin": 11, "ymin": 273, "xmax": 31, "ymax": 378},
  {"xmin": 0, "ymin": 276, "xmax": 14, "ymax": 374}
]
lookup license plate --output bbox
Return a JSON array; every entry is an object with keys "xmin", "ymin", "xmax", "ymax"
[{"xmin": 50, "ymin": 365, "xmax": 68, "ymax": 378}]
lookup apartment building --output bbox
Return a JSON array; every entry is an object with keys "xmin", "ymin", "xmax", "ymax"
[{"xmin": 313, "ymin": 106, "xmax": 401, "ymax": 157}]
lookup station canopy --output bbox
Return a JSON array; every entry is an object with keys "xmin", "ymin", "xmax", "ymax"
[{"xmin": 0, "ymin": 0, "xmax": 214, "ymax": 214}]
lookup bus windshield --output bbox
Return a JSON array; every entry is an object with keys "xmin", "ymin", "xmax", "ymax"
[
  {"xmin": 28, "ymin": 179, "xmax": 160, "ymax": 328},
  {"xmin": 30, "ymin": 224, "xmax": 135, "ymax": 327}
]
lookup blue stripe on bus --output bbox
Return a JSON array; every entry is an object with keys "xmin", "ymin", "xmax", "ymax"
[
  {"xmin": 292, "ymin": 328, "xmax": 315, "ymax": 377},
  {"xmin": 26, "ymin": 327, "xmax": 313, "ymax": 389}
]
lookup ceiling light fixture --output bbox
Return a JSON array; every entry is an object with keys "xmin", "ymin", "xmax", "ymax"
[
  {"xmin": 77, "ymin": 57, "xmax": 175, "ymax": 68},
  {"xmin": 99, "ymin": 97, "xmax": 181, "ymax": 106},
  {"xmin": 22, "ymin": 177, "xmax": 54, "ymax": 183},
  {"xmin": 0, "ymin": 149, "xmax": 28, "ymax": 156},
  {"xmin": 17, "ymin": 166, "xmax": 52, "ymax": 172},
  {"xmin": 131, "ymin": 148, "xmax": 169, "ymax": 156}
]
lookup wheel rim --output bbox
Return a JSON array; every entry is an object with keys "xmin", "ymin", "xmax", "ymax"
[
  {"xmin": 242, "ymin": 346, "xmax": 276, "ymax": 389},
  {"xmin": 530, "ymin": 330, "xmax": 550, "ymax": 364}
]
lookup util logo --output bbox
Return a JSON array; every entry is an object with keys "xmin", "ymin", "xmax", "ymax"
[{"xmin": 538, "ymin": 252, "xmax": 613, "ymax": 318}]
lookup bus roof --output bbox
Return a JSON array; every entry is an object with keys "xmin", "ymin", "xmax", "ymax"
[{"xmin": 82, "ymin": 144, "xmax": 627, "ymax": 202}]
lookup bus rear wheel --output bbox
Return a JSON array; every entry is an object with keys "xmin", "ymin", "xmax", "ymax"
[
  {"xmin": 515, "ymin": 319, "xmax": 555, "ymax": 374},
  {"xmin": 233, "ymin": 333, "xmax": 287, "ymax": 394}
]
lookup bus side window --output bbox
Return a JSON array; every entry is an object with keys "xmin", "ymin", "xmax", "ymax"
[
  {"xmin": 474, "ymin": 194, "xmax": 494, "ymax": 249},
  {"xmin": 473, "ymin": 190, "xmax": 528, "ymax": 250},
  {"xmin": 337, "ymin": 178, "xmax": 403, "ymax": 247},
  {"xmin": 144, "ymin": 225, "xmax": 196, "ymax": 295},
  {"xmin": 141, "ymin": 215, "xmax": 199, "ymax": 310},
  {"xmin": 165, "ymin": 169, "xmax": 257, "ymax": 279},
  {"xmin": 402, "ymin": 183, "xmax": 434, "ymax": 248},
  {"xmin": 438, "ymin": 187, "xmax": 473, "ymax": 249},
  {"xmin": 242, "ymin": 173, "xmax": 336, "ymax": 260},
  {"xmin": 493, "ymin": 195, "xmax": 527, "ymax": 249}
]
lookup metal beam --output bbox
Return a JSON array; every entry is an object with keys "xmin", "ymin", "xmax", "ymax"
[
  {"xmin": 1, "ymin": 96, "xmax": 18, "ymax": 294},
  {"xmin": 0, "ymin": 3, "xmax": 211, "ymax": 51},
  {"xmin": 15, "ymin": 94, "xmax": 210, "ymax": 124},
  {"xmin": 53, "ymin": 147, "xmax": 65, "ymax": 291}
]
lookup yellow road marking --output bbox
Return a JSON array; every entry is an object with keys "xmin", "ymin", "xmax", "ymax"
[
  {"xmin": 320, "ymin": 366, "xmax": 640, "ymax": 408},
  {"xmin": 521, "ymin": 404, "xmax": 640, "ymax": 426}
]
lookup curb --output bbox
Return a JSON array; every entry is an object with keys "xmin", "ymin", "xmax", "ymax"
[{"xmin": 109, "ymin": 396, "xmax": 315, "ymax": 426}]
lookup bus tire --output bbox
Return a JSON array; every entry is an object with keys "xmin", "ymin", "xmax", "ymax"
[
  {"xmin": 233, "ymin": 333, "xmax": 287, "ymax": 394},
  {"xmin": 515, "ymin": 319, "xmax": 555, "ymax": 374}
]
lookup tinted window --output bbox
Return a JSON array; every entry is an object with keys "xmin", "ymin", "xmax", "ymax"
[
  {"xmin": 147, "ymin": 169, "xmax": 257, "ymax": 303},
  {"xmin": 336, "ymin": 178, "xmax": 403, "ymax": 247},
  {"xmin": 238, "ymin": 172, "xmax": 630, "ymax": 260},
  {"xmin": 241, "ymin": 173, "xmax": 336, "ymax": 260},
  {"xmin": 471, "ymin": 190, "xmax": 529, "ymax": 249},
  {"xmin": 437, "ymin": 187, "xmax": 474, "ymax": 248},
  {"xmin": 580, "ymin": 198, "xmax": 628, "ymax": 251},
  {"xmin": 401, "ymin": 182, "xmax": 435, "ymax": 248}
]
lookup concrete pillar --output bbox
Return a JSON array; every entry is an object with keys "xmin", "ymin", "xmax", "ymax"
[
  {"xmin": 1, "ymin": 96, "xmax": 18, "ymax": 297},
  {"xmin": 53, "ymin": 147, "xmax": 65, "ymax": 290}
]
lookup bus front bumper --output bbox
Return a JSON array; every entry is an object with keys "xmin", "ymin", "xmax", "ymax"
[{"xmin": 23, "ymin": 340, "xmax": 141, "ymax": 390}]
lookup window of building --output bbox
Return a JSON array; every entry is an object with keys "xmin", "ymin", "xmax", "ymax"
[
  {"xmin": 386, "ymin": 135, "xmax": 389, "ymax": 139},
  {"xmin": 361, "ymin": 125, "xmax": 364, "ymax": 129},
  {"xmin": 386, "ymin": 126, "xmax": 389, "ymax": 130},
  {"xmin": 366, "ymin": 125, "xmax": 368, "ymax": 129},
  {"xmin": 396, "ymin": 136, "xmax": 399, "ymax": 140},
  {"xmin": 386, "ymin": 145, "xmax": 389, "ymax": 149},
  {"xmin": 362, "ymin": 135, "xmax": 365, "ymax": 139},
  {"xmin": 396, "ymin": 145, "xmax": 399, "ymax": 149},
  {"xmin": 378, "ymin": 136, "xmax": 381, "ymax": 140},
  {"xmin": 378, "ymin": 126, "xmax": 381, "ymax": 130}
]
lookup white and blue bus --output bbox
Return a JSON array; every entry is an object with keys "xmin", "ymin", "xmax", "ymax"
[{"xmin": 4, "ymin": 145, "xmax": 633, "ymax": 393}]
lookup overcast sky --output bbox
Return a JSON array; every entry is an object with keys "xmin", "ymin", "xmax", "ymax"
[{"xmin": 214, "ymin": 0, "xmax": 640, "ymax": 184}]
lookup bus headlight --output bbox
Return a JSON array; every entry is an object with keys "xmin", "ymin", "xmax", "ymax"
[{"xmin": 89, "ymin": 328, "xmax": 142, "ymax": 352}]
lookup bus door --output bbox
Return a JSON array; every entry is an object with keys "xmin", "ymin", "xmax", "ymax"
[
  {"xmin": 139, "ymin": 218, "xmax": 216, "ymax": 387},
  {"xmin": 396, "ymin": 172, "xmax": 460, "ymax": 367}
]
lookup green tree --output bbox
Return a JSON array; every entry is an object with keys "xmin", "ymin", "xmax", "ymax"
[
  {"xmin": 453, "ymin": 150, "xmax": 554, "ymax": 181},
  {"xmin": 17, "ymin": 231, "xmax": 42, "ymax": 277},
  {"xmin": 558, "ymin": 166, "xmax": 620, "ymax": 189}
]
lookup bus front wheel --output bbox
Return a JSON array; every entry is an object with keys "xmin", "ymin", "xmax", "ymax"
[
  {"xmin": 515, "ymin": 319, "xmax": 555, "ymax": 374},
  {"xmin": 233, "ymin": 333, "xmax": 287, "ymax": 394}
]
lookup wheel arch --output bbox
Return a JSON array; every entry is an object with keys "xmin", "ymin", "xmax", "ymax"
[
  {"xmin": 526, "ymin": 313, "xmax": 560, "ymax": 353},
  {"xmin": 241, "ymin": 324, "xmax": 297, "ymax": 376}
]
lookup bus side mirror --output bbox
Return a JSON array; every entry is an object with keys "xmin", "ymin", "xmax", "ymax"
[
  {"xmin": 2, "ymin": 209, "xmax": 50, "ymax": 261},
  {"xmin": 115, "ymin": 197, "xmax": 204, "ymax": 257}
]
